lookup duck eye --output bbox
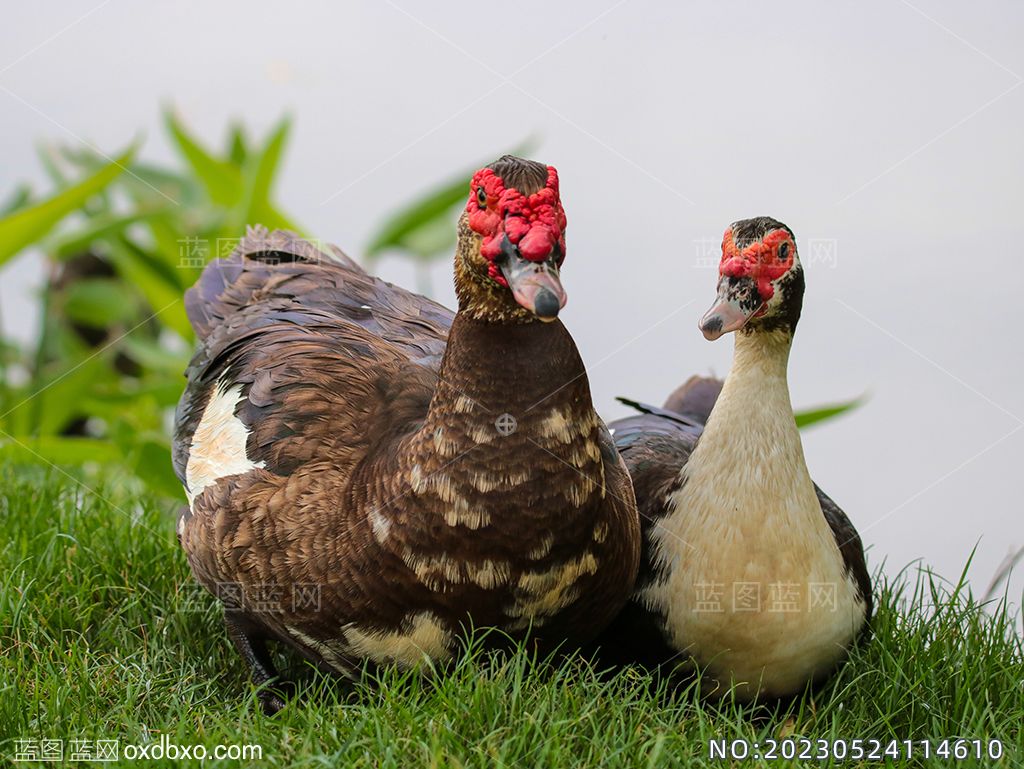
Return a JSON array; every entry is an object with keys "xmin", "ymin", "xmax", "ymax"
[
  {"xmin": 778, "ymin": 242, "xmax": 790, "ymax": 261},
  {"xmin": 476, "ymin": 187, "xmax": 487, "ymax": 207}
]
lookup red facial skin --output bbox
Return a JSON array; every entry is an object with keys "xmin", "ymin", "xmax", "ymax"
[
  {"xmin": 466, "ymin": 166, "xmax": 567, "ymax": 286},
  {"xmin": 719, "ymin": 227, "xmax": 795, "ymax": 313}
]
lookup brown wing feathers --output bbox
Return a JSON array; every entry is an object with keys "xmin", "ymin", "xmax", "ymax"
[{"xmin": 173, "ymin": 226, "xmax": 451, "ymax": 485}]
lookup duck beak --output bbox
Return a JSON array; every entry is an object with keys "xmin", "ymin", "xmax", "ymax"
[
  {"xmin": 699, "ymin": 277, "xmax": 762, "ymax": 341},
  {"xmin": 498, "ymin": 237, "xmax": 567, "ymax": 321}
]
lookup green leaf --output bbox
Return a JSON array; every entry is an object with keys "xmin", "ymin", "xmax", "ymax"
[
  {"xmin": 62, "ymin": 146, "xmax": 204, "ymax": 208},
  {"xmin": 794, "ymin": 395, "xmax": 865, "ymax": 429},
  {"xmin": 133, "ymin": 438, "xmax": 184, "ymax": 499},
  {"xmin": 226, "ymin": 122, "xmax": 248, "ymax": 167},
  {"xmin": 0, "ymin": 435, "xmax": 122, "ymax": 465},
  {"xmin": 366, "ymin": 140, "xmax": 537, "ymax": 260},
  {"xmin": 61, "ymin": 278, "xmax": 139, "ymax": 328},
  {"xmin": 119, "ymin": 336, "xmax": 190, "ymax": 375},
  {"xmin": 28, "ymin": 353, "xmax": 114, "ymax": 436},
  {"xmin": 365, "ymin": 169, "xmax": 472, "ymax": 259},
  {"xmin": 79, "ymin": 380, "xmax": 180, "ymax": 423},
  {"xmin": 116, "ymin": 161, "xmax": 203, "ymax": 208},
  {"xmin": 397, "ymin": 214, "xmax": 456, "ymax": 262},
  {"xmin": 237, "ymin": 116, "xmax": 298, "ymax": 232},
  {"xmin": 0, "ymin": 145, "xmax": 135, "ymax": 266},
  {"xmin": 115, "ymin": 233, "xmax": 185, "ymax": 290},
  {"xmin": 164, "ymin": 108, "xmax": 242, "ymax": 206},
  {"xmin": 146, "ymin": 212, "xmax": 219, "ymax": 281},
  {"xmin": 35, "ymin": 142, "xmax": 69, "ymax": 186},
  {"xmin": 104, "ymin": 238, "xmax": 191, "ymax": 341},
  {"xmin": 47, "ymin": 210, "xmax": 165, "ymax": 260},
  {"xmin": 0, "ymin": 183, "xmax": 32, "ymax": 217}
]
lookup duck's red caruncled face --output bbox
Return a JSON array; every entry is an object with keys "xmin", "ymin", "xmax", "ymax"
[
  {"xmin": 466, "ymin": 166, "xmax": 567, "ymax": 287},
  {"xmin": 719, "ymin": 227, "xmax": 795, "ymax": 304}
]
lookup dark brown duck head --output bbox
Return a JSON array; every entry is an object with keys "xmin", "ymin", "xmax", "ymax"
[
  {"xmin": 699, "ymin": 216, "xmax": 805, "ymax": 341},
  {"xmin": 454, "ymin": 155, "xmax": 567, "ymax": 324}
]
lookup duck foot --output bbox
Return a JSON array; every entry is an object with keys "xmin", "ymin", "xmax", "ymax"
[{"xmin": 223, "ymin": 613, "xmax": 296, "ymax": 716}]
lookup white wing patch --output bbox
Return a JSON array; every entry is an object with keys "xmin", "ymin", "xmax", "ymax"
[{"xmin": 184, "ymin": 382, "xmax": 266, "ymax": 508}]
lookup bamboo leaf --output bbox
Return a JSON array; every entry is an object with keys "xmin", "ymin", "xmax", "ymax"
[
  {"xmin": 237, "ymin": 115, "xmax": 299, "ymax": 232},
  {"xmin": 0, "ymin": 146, "xmax": 134, "ymax": 265},
  {"xmin": 0, "ymin": 183, "xmax": 32, "ymax": 217},
  {"xmin": 119, "ymin": 337, "xmax": 190, "ymax": 375},
  {"xmin": 47, "ymin": 210, "xmax": 165, "ymax": 260},
  {"xmin": 118, "ymin": 161, "xmax": 204, "ymax": 208},
  {"xmin": 366, "ymin": 140, "xmax": 537, "ymax": 260},
  {"xmin": 104, "ymin": 239, "xmax": 191, "ymax": 340},
  {"xmin": 794, "ymin": 396, "xmax": 865, "ymax": 429},
  {"xmin": 62, "ymin": 146, "xmax": 204, "ymax": 208},
  {"xmin": 397, "ymin": 215, "xmax": 456, "ymax": 262},
  {"xmin": 61, "ymin": 279, "xmax": 139, "ymax": 328},
  {"xmin": 365, "ymin": 170, "xmax": 473, "ymax": 259},
  {"xmin": 35, "ymin": 142, "xmax": 69, "ymax": 186},
  {"xmin": 164, "ymin": 109, "xmax": 241, "ymax": 206},
  {"xmin": 33, "ymin": 354, "xmax": 114, "ymax": 435},
  {"xmin": 226, "ymin": 122, "xmax": 248, "ymax": 167}
]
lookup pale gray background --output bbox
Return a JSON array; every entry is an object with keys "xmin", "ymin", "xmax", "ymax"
[{"xmin": 2, "ymin": 1, "xmax": 1022, "ymax": 603}]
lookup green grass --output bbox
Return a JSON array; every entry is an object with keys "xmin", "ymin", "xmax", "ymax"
[{"xmin": 1, "ymin": 469, "xmax": 1021, "ymax": 768}]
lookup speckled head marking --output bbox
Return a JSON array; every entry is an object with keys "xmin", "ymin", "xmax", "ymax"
[
  {"xmin": 699, "ymin": 216, "xmax": 804, "ymax": 340},
  {"xmin": 455, "ymin": 155, "xmax": 568, "ymax": 324}
]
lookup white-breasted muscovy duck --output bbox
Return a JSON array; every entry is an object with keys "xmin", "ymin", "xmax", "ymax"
[
  {"xmin": 598, "ymin": 217, "xmax": 871, "ymax": 701},
  {"xmin": 172, "ymin": 156, "xmax": 640, "ymax": 713}
]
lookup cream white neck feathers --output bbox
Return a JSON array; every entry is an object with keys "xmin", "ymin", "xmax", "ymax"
[{"xmin": 641, "ymin": 329, "xmax": 865, "ymax": 699}]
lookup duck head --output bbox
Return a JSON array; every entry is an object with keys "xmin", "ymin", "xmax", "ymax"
[
  {"xmin": 455, "ymin": 155, "xmax": 567, "ymax": 323},
  {"xmin": 699, "ymin": 216, "xmax": 805, "ymax": 341}
]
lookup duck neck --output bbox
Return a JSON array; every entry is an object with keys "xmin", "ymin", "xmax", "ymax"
[
  {"xmin": 684, "ymin": 328, "xmax": 815, "ymax": 518},
  {"xmin": 401, "ymin": 312, "xmax": 605, "ymax": 529},
  {"xmin": 425, "ymin": 312, "xmax": 594, "ymax": 425},
  {"xmin": 716, "ymin": 328, "xmax": 794, "ymax": 423}
]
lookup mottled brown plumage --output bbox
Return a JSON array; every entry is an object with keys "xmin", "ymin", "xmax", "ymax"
[{"xmin": 173, "ymin": 158, "xmax": 639, "ymax": 712}]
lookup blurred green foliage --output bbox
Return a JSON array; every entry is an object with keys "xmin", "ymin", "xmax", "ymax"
[
  {"xmin": 0, "ymin": 111, "xmax": 299, "ymax": 500},
  {"xmin": 0, "ymin": 119, "xmax": 859, "ymax": 501}
]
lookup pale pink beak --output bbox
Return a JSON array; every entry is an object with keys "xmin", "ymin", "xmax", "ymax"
[{"xmin": 699, "ymin": 277, "xmax": 762, "ymax": 341}]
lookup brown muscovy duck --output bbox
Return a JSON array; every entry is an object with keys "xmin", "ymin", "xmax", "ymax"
[
  {"xmin": 598, "ymin": 217, "xmax": 871, "ymax": 701},
  {"xmin": 172, "ymin": 156, "xmax": 640, "ymax": 713}
]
